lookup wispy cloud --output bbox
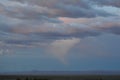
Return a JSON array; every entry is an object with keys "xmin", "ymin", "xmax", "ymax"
[{"xmin": 47, "ymin": 38, "xmax": 80, "ymax": 63}]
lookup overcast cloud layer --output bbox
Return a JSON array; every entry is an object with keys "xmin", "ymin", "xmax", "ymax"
[{"xmin": 0, "ymin": 0, "xmax": 120, "ymax": 61}]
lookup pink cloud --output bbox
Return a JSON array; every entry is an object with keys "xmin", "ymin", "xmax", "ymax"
[{"xmin": 47, "ymin": 38, "xmax": 80, "ymax": 63}]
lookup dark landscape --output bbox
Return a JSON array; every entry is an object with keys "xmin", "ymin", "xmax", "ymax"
[{"xmin": 0, "ymin": 71, "xmax": 120, "ymax": 80}]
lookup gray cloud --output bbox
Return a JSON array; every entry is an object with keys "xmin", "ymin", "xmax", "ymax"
[
  {"xmin": 0, "ymin": 0, "xmax": 112, "ymax": 19},
  {"xmin": 9, "ymin": 17, "xmax": 120, "ymax": 38},
  {"xmin": 0, "ymin": 0, "xmax": 120, "ymax": 58},
  {"xmin": 91, "ymin": 0, "xmax": 120, "ymax": 7},
  {"xmin": 0, "ymin": 16, "xmax": 120, "ymax": 49}
]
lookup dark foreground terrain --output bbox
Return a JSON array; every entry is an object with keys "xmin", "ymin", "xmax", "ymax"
[
  {"xmin": 0, "ymin": 71, "xmax": 120, "ymax": 80},
  {"xmin": 0, "ymin": 75, "xmax": 120, "ymax": 80}
]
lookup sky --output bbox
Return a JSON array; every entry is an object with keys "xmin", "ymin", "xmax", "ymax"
[{"xmin": 0, "ymin": 0, "xmax": 120, "ymax": 72}]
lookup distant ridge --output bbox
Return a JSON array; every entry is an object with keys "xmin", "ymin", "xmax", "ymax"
[{"xmin": 1, "ymin": 71, "xmax": 120, "ymax": 75}]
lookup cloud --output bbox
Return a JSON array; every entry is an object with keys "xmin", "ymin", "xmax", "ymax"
[
  {"xmin": 0, "ymin": 49, "xmax": 13, "ymax": 55},
  {"xmin": 0, "ymin": 0, "xmax": 112, "ymax": 19},
  {"xmin": 47, "ymin": 38, "xmax": 80, "ymax": 63},
  {"xmin": 59, "ymin": 17, "xmax": 120, "ymax": 35},
  {"xmin": 0, "ymin": 0, "xmax": 120, "ymax": 62},
  {"xmin": 0, "ymin": 41, "xmax": 14, "ymax": 55},
  {"xmin": 91, "ymin": 0, "xmax": 120, "ymax": 7},
  {"xmin": 10, "ymin": 17, "xmax": 120, "ymax": 38},
  {"xmin": 0, "ymin": 16, "xmax": 120, "ymax": 49}
]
